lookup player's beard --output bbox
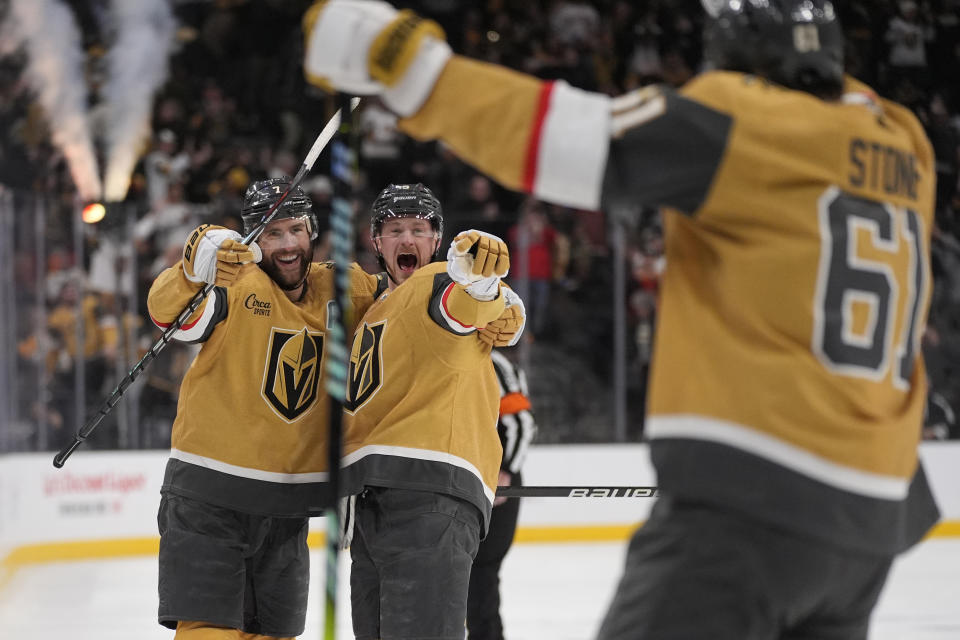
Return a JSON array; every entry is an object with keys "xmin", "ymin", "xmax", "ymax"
[{"xmin": 260, "ymin": 247, "xmax": 311, "ymax": 291}]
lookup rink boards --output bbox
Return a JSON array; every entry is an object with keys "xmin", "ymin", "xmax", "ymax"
[{"xmin": 2, "ymin": 443, "xmax": 959, "ymax": 574}]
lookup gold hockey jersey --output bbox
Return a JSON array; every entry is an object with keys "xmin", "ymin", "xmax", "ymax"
[
  {"xmin": 147, "ymin": 261, "xmax": 384, "ymax": 516},
  {"xmin": 340, "ymin": 262, "xmax": 505, "ymax": 531},
  {"xmin": 396, "ymin": 58, "xmax": 940, "ymax": 552},
  {"xmin": 637, "ymin": 73, "xmax": 939, "ymax": 553}
]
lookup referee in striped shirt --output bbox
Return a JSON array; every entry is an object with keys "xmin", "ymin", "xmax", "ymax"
[{"xmin": 467, "ymin": 348, "xmax": 538, "ymax": 640}]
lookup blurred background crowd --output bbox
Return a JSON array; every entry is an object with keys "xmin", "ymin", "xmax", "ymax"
[{"xmin": 1, "ymin": 0, "xmax": 959, "ymax": 453}]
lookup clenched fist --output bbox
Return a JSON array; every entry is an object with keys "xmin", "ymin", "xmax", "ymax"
[{"xmin": 447, "ymin": 229, "xmax": 510, "ymax": 301}]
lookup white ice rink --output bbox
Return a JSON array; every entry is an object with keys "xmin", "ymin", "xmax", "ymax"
[{"xmin": 1, "ymin": 536, "xmax": 958, "ymax": 640}]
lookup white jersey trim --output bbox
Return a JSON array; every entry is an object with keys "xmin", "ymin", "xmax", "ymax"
[
  {"xmin": 342, "ymin": 444, "xmax": 495, "ymax": 505},
  {"xmin": 491, "ymin": 350, "xmax": 518, "ymax": 391},
  {"xmin": 170, "ymin": 448, "xmax": 330, "ymax": 484},
  {"xmin": 533, "ymin": 81, "xmax": 610, "ymax": 211},
  {"xmin": 438, "ymin": 282, "xmax": 477, "ymax": 334},
  {"xmin": 170, "ymin": 289, "xmax": 221, "ymax": 342},
  {"xmin": 645, "ymin": 414, "xmax": 910, "ymax": 500},
  {"xmin": 501, "ymin": 413, "xmax": 518, "ymax": 465},
  {"xmin": 513, "ymin": 411, "xmax": 536, "ymax": 473}
]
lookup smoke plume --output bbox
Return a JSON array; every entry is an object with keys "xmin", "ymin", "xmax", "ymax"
[
  {"xmin": 101, "ymin": 0, "xmax": 176, "ymax": 202},
  {"xmin": 5, "ymin": 0, "xmax": 102, "ymax": 202}
]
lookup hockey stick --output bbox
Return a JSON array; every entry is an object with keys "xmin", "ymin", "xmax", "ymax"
[
  {"xmin": 322, "ymin": 93, "xmax": 358, "ymax": 640},
  {"xmin": 52, "ymin": 99, "xmax": 360, "ymax": 469},
  {"xmin": 495, "ymin": 485, "xmax": 659, "ymax": 498}
]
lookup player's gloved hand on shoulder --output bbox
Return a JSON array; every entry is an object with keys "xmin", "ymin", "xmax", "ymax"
[
  {"xmin": 479, "ymin": 287, "xmax": 526, "ymax": 347},
  {"xmin": 182, "ymin": 224, "xmax": 262, "ymax": 288},
  {"xmin": 447, "ymin": 229, "xmax": 510, "ymax": 301},
  {"xmin": 302, "ymin": 0, "xmax": 452, "ymax": 116}
]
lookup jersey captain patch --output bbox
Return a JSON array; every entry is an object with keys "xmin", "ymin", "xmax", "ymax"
[
  {"xmin": 345, "ymin": 320, "xmax": 386, "ymax": 414},
  {"xmin": 262, "ymin": 327, "xmax": 325, "ymax": 421}
]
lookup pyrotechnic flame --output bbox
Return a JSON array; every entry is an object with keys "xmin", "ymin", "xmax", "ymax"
[
  {"xmin": 101, "ymin": 0, "xmax": 176, "ymax": 202},
  {"xmin": 82, "ymin": 202, "xmax": 106, "ymax": 224},
  {"xmin": 5, "ymin": 0, "xmax": 103, "ymax": 202}
]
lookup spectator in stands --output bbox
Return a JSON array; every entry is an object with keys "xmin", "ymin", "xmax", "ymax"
[
  {"xmin": 143, "ymin": 129, "xmax": 190, "ymax": 209},
  {"xmin": 359, "ymin": 99, "xmax": 404, "ymax": 193},
  {"xmin": 457, "ymin": 174, "xmax": 508, "ymax": 242},
  {"xmin": 923, "ymin": 94, "xmax": 960, "ymax": 234},
  {"xmin": 509, "ymin": 199, "xmax": 558, "ymax": 337},
  {"xmin": 41, "ymin": 278, "xmax": 113, "ymax": 445},
  {"xmin": 885, "ymin": 1, "xmax": 935, "ymax": 92},
  {"xmin": 6, "ymin": 0, "xmax": 960, "ymax": 458}
]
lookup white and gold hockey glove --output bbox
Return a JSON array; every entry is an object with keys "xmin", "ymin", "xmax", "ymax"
[
  {"xmin": 447, "ymin": 229, "xmax": 510, "ymax": 301},
  {"xmin": 182, "ymin": 224, "xmax": 261, "ymax": 288},
  {"xmin": 303, "ymin": 0, "xmax": 452, "ymax": 116},
  {"xmin": 479, "ymin": 287, "xmax": 526, "ymax": 347}
]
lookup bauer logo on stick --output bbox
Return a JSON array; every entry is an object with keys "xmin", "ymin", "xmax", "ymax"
[{"xmin": 568, "ymin": 487, "xmax": 659, "ymax": 498}]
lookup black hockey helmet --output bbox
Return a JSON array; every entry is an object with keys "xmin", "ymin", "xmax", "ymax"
[
  {"xmin": 370, "ymin": 183, "xmax": 444, "ymax": 241},
  {"xmin": 701, "ymin": 0, "xmax": 844, "ymax": 99},
  {"xmin": 370, "ymin": 183, "xmax": 444, "ymax": 278},
  {"xmin": 241, "ymin": 177, "xmax": 318, "ymax": 240}
]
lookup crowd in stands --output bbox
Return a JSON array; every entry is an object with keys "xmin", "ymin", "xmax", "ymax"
[{"xmin": 2, "ymin": 0, "xmax": 959, "ymax": 451}]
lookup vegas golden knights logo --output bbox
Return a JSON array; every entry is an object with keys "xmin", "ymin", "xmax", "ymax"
[
  {"xmin": 263, "ymin": 328, "xmax": 324, "ymax": 421},
  {"xmin": 345, "ymin": 320, "xmax": 386, "ymax": 413}
]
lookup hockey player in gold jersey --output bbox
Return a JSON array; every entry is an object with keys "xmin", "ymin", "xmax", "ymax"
[
  {"xmin": 147, "ymin": 178, "xmax": 523, "ymax": 639},
  {"xmin": 341, "ymin": 183, "xmax": 521, "ymax": 640},
  {"xmin": 146, "ymin": 177, "xmax": 386, "ymax": 639},
  {"xmin": 303, "ymin": 1, "xmax": 941, "ymax": 639}
]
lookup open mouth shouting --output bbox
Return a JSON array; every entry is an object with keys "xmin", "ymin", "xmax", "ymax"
[
  {"xmin": 375, "ymin": 216, "xmax": 438, "ymax": 288},
  {"xmin": 397, "ymin": 252, "xmax": 419, "ymax": 275}
]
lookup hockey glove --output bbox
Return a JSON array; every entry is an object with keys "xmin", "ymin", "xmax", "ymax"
[
  {"xmin": 182, "ymin": 224, "xmax": 262, "ymax": 288},
  {"xmin": 447, "ymin": 229, "xmax": 510, "ymax": 301},
  {"xmin": 303, "ymin": 0, "xmax": 452, "ymax": 116},
  {"xmin": 479, "ymin": 287, "xmax": 526, "ymax": 347}
]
